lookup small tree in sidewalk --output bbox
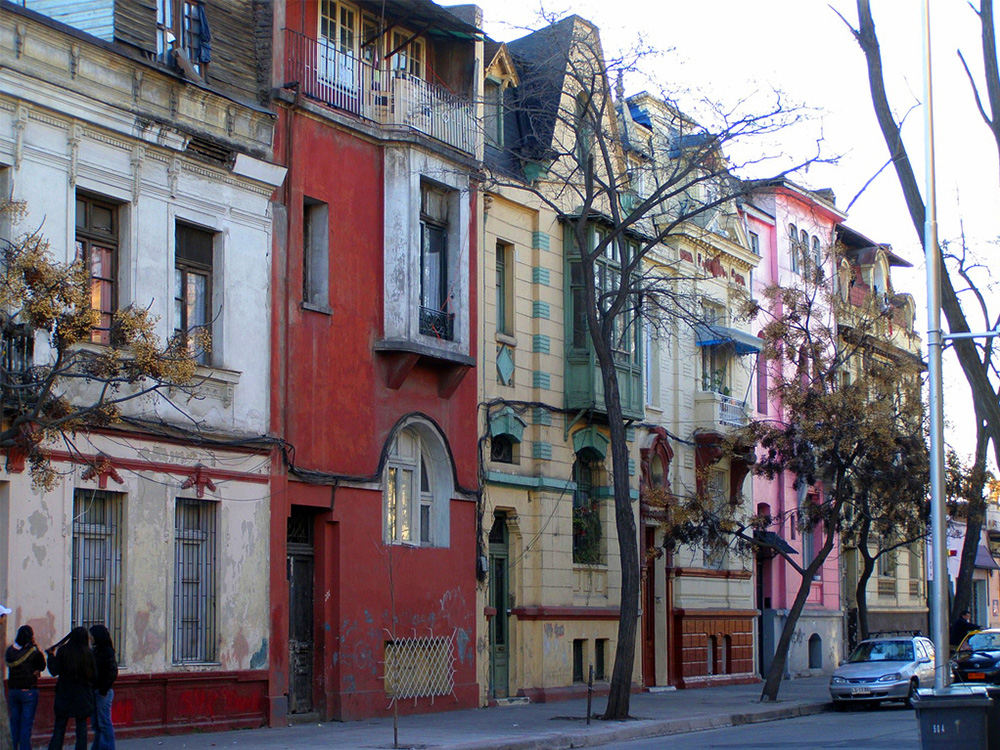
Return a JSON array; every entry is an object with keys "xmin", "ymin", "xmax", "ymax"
[
  {"xmin": 655, "ymin": 244, "xmax": 927, "ymax": 701},
  {"xmin": 486, "ymin": 15, "xmax": 824, "ymax": 717}
]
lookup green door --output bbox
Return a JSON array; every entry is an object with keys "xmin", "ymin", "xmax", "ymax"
[{"xmin": 489, "ymin": 514, "xmax": 510, "ymax": 699}]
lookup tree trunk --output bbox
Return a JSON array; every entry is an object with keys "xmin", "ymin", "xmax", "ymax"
[
  {"xmin": 761, "ymin": 498, "xmax": 843, "ymax": 702},
  {"xmin": 598, "ymin": 356, "xmax": 640, "ymax": 721},
  {"xmin": 952, "ymin": 415, "xmax": 989, "ymax": 623},
  {"xmin": 855, "ymin": 0, "xmax": 1000, "ymax": 452},
  {"xmin": 856, "ymin": 548, "xmax": 876, "ymax": 642}
]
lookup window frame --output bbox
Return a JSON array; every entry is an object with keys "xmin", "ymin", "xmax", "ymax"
[
  {"xmin": 495, "ymin": 240, "xmax": 513, "ymax": 336},
  {"xmin": 384, "ymin": 425, "xmax": 450, "ymax": 547},
  {"xmin": 174, "ymin": 222, "xmax": 214, "ymax": 366},
  {"xmin": 157, "ymin": 0, "xmax": 207, "ymax": 73},
  {"xmin": 572, "ymin": 452, "xmax": 603, "ymax": 565},
  {"xmin": 419, "ymin": 183, "xmax": 453, "ymax": 340},
  {"xmin": 75, "ymin": 193, "xmax": 119, "ymax": 346},
  {"xmin": 173, "ymin": 497, "xmax": 218, "ymax": 665},
  {"xmin": 71, "ymin": 489, "xmax": 125, "ymax": 660},
  {"xmin": 303, "ymin": 197, "xmax": 331, "ymax": 310}
]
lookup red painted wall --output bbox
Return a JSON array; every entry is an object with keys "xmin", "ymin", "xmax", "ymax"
[
  {"xmin": 9, "ymin": 671, "xmax": 268, "ymax": 742},
  {"xmin": 269, "ymin": 102, "xmax": 480, "ymax": 722}
]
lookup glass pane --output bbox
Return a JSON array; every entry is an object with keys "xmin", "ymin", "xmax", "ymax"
[
  {"xmin": 76, "ymin": 199, "xmax": 86, "ymax": 228},
  {"xmin": 340, "ymin": 7, "xmax": 355, "ymax": 53},
  {"xmin": 91, "ymin": 205, "xmax": 113, "ymax": 234},
  {"xmin": 386, "ymin": 466, "xmax": 397, "ymax": 539},
  {"xmin": 397, "ymin": 468, "xmax": 412, "ymax": 541},
  {"xmin": 186, "ymin": 271, "xmax": 208, "ymax": 328},
  {"xmin": 420, "ymin": 503, "xmax": 430, "ymax": 544}
]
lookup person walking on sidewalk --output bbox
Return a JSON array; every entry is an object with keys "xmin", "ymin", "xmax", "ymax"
[
  {"xmin": 46, "ymin": 627, "xmax": 96, "ymax": 750},
  {"xmin": 5, "ymin": 624, "xmax": 47, "ymax": 750},
  {"xmin": 89, "ymin": 625, "xmax": 117, "ymax": 750}
]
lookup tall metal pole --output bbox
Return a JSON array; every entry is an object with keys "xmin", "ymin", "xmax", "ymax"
[{"xmin": 922, "ymin": 0, "xmax": 949, "ymax": 692}]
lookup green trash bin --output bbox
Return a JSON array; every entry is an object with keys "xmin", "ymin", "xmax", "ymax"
[{"xmin": 913, "ymin": 687, "xmax": 991, "ymax": 750}]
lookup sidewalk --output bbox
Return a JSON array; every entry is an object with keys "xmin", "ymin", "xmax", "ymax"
[{"xmin": 117, "ymin": 676, "xmax": 833, "ymax": 750}]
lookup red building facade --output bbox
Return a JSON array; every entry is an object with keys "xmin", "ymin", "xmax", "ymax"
[{"xmin": 267, "ymin": 0, "xmax": 483, "ymax": 723}]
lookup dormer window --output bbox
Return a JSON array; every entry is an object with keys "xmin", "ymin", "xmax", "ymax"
[{"xmin": 485, "ymin": 79, "xmax": 505, "ymax": 147}]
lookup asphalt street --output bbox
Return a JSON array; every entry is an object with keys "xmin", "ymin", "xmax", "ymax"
[{"xmin": 597, "ymin": 706, "xmax": 919, "ymax": 749}]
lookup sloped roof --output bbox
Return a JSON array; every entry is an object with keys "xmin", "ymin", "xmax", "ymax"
[
  {"xmin": 356, "ymin": 0, "xmax": 482, "ymax": 38},
  {"xmin": 837, "ymin": 224, "xmax": 913, "ymax": 268},
  {"xmin": 504, "ymin": 16, "xmax": 581, "ymax": 163}
]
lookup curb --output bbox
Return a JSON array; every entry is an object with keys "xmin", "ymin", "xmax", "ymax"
[{"xmin": 445, "ymin": 701, "xmax": 831, "ymax": 750}]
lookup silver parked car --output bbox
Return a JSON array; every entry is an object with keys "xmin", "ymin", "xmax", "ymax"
[{"xmin": 829, "ymin": 635, "xmax": 935, "ymax": 708}]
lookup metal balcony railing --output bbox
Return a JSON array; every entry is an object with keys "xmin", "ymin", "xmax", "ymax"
[
  {"xmin": 419, "ymin": 307, "xmax": 455, "ymax": 341},
  {"xmin": 284, "ymin": 29, "xmax": 476, "ymax": 154},
  {"xmin": 718, "ymin": 394, "xmax": 749, "ymax": 427}
]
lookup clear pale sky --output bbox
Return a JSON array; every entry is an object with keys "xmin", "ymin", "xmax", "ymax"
[{"xmin": 469, "ymin": 0, "xmax": 997, "ymax": 461}]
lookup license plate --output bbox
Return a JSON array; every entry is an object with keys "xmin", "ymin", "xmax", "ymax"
[
  {"xmin": 968, "ymin": 672, "xmax": 986, "ymax": 680},
  {"xmin": 850, "ymin": 687, "xmax": 872, "ymax": 696}
]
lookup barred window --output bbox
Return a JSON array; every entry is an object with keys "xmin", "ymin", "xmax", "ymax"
[
  {"xmin": 173, "ymin": 498, "xmax": 217, "ymax": 664},
  {"xmin": 72, "ymin": 490, "xmax": 124, "ymax": 656}
]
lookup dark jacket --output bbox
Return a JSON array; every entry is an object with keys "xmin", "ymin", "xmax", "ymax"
[
  {"xmin": 92, "ymin": 645, "xmax": 118, "ymax": 696},
  {"xmin": 5, "ymin": 643, "xmax": 46, "ymax": 689},
  {"xmin": 47, "ymin": 648, "xmax": 97, "ymax": 718}
]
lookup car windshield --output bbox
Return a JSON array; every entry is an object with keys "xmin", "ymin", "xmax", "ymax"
[
  {"xmin": 848, "ymin": 641, "xmax": 914, "ymax": 663},
  {"xmin": 963, "ymin": 632, "xmax": 1000, "ymax": 652}
]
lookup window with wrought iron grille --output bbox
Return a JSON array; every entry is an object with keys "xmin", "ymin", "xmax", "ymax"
[
  {"xmin": 173, "ymin": 497, "xmax": 218, "ymax": 664},
  {"xmin": 572, "ymin": 452, "xmax": 603, "ymax": 565},
  {"xmin": 419, "ymin": 183, "xmax": 454, "ymax": 341},
  {"xmin": 72, "ymin": 489, "xmax": 124, "ymax": 657}
]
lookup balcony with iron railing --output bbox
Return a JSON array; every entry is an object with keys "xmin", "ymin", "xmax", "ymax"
[
  {"xmin": 694, "ymin": 390, "xmax": 749, "ymax": 429},
  {"xmin": 284, "ymin": 29, "xmax": 476, "ymax": 155}
]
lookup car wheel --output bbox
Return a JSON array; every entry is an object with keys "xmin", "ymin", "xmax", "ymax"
[{"xmin": 905, "ymin": 680, "xmax": 918, "ymax": 708}]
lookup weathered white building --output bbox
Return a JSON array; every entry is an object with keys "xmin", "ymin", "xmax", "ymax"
[{"xmin": 0, "ymin": 0, "xmax": 284, "ymax": 736}]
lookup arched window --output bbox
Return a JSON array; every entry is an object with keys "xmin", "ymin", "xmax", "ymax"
[
  {"xmin": 722, "ymin": 635, "xmax": 733, "ymax": 674},
  {"xmin": 384, "ymin": 420, "xmax": 452, "ymax": 547},
  {"xmin": 788, "ymin": 224, "xmax": 799, "ymax": 273},
  {"xmin": 811, "ymin": 236, "xmax": 822, "ymax": 271},
  {"xmin": 808, "ymin": 633, "xmax": 823, "ymax": 669},
  {"xmin": 707, "ymin": 635, "xmax": 718, "ymax": 675}
]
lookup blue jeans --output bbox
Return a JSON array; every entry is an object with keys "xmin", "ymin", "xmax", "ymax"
[
  {"xmin": 7, "ymin": 688, "xmax": 39, "ymax": 750},
  {"xmin": 91, "ymin": 690, "xmax": 115, "ymax": 750},
  {"xmin": 46, "ymin": 714, "xmax": 87, "ymax": 750}
]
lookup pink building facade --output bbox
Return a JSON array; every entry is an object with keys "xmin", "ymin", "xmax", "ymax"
[{"xmin": 746, "ymin": 181, "xmax": 846, "ymax": 677}]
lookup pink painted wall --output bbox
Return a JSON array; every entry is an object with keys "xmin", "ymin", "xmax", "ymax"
[{"xmin": 747, "ymin": 188, "xmax": 842, "ymax": 613}]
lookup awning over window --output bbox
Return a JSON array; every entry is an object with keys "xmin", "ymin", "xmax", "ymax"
[
  {"xmin": 754, "ymin": 530, "xmax": 797, "ymax": 557},
  {"xmin": 694, "ymin": 323, "xmax": 763, "ymax": 356},
  {"xmin": 975, "ymin": 545, "xmax": 1000, "ymax": 571}
]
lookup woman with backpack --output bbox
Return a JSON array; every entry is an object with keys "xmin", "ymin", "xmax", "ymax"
[
  {"xmin": 89, "ymin": 625, "xmax": 118, "ymax": 750},
  {"xmin": 5, "ymin": 624, "xmax": 47, "ymax": 750}
]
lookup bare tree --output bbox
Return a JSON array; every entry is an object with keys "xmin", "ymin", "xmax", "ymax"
[
  {"xmin": 841, "ymin": 0, "xmax": 1000, "ymax": 618},
  {"xmin": 485, "ymin": 16, "xmax": 823, "ymax": 717},
  {"xmin": 652, "ymin": 242, "xmax": 927, "ymax": 701}
]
